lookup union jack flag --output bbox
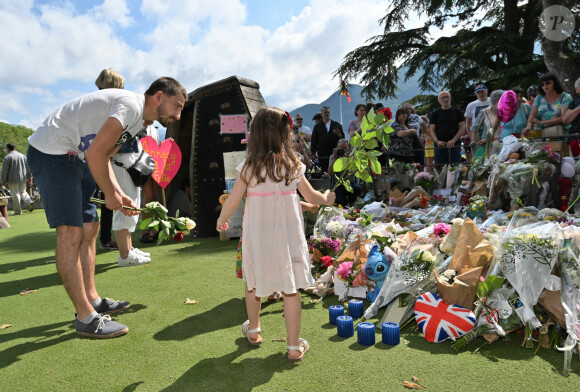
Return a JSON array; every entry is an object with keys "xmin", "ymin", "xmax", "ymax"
[{"xmin": 414, "ymin": 292, "xmax": 476, "ymax": 343}]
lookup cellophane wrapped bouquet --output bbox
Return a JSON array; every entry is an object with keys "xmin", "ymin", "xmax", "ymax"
[{"xmin": 496, "ymin": 222, "xmax": 562, "ymax": 347}]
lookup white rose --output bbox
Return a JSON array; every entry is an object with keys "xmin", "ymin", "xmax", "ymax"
[{"xmin": 186, "ymin": 219, "xmax": 196, "ymax": 230}]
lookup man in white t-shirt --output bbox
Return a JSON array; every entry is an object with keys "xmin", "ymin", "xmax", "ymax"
[
  {"xmin": 464, "ymin": 84, "xmax": 490, "ymax": 162},
  {"xmin": 294, "ymin": 114, "xmax": 311, "ymax": 144},
  {"xmin": 27, "ymin": 77, "xmax": 187, "ymax": 338}
]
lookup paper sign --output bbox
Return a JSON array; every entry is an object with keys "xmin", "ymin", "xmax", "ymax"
[
  {"xmin": 221, "ymin": 114, "xmax": 247, "ymax": 134},
  {"xmin": 140, "ymin": 136, "xmax": 182, "ymax": 189}
]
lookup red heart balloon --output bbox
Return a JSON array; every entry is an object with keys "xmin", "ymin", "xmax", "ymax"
[{"xmin": 140, "ymin": 136, "xmax": 182, "ymax": 189}]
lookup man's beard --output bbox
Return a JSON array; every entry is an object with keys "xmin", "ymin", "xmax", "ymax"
[{"xmin": 157, "ymin": 104, "xmax": 176, "ymax": 127}]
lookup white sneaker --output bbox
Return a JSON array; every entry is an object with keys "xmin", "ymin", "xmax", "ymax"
[
  {"xmin": 132, "ymin": 248, "xmax": 150, "ymax": 258},
  {"xmin": 118, "ymin": 250, "xmax": 151, "ymax": 267}
]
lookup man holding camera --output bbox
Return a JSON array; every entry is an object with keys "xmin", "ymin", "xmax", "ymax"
[
  {"xmin": 310, "ymin": 106, "xmax": 344, "ymax": 172},
  {"xmin": 328, "ymin": 139, "xmax": 361, "ymax": 206}
]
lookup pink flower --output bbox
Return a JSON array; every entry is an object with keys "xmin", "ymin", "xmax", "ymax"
[
  {"xmin": 414, "ymin": 171, "xmax": 432, "ymax": 181},
  {"xmin": 336, "ymin": 262, "xmax": 353, "ymax": 281},
  {"xmin": 433, "ymin": 223, "xmax": 451, "ymax": 236},
  {"xmin": 352, "ymin": 271, "xmax": 367, "ymax": 287}
]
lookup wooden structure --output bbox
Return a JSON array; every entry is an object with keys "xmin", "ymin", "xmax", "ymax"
[{"xmin": 165, "ymin": 76, "xmax": 266, "ymax": 237}]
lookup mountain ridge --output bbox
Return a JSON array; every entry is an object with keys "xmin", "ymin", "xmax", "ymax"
[{"xmin": 289, "ymin": 80, "xmax": 426, "ymax": 130}]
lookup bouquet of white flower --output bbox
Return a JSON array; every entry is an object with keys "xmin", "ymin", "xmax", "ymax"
[
  {"xmin": 496, "ymin": 222, "xmax": 562, "ymax": 347},
  {"xmin": 90, "ymin": 198, "xmax": 195, "ymax": 245},
  {"xmin": 557, "ymin": 237, "xmax": 580, "ymax": 376}
]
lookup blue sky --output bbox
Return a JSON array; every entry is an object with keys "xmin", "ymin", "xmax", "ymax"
[{"xmin": 0, "ymin": 0, "xmax": 390, "ymax": 134}]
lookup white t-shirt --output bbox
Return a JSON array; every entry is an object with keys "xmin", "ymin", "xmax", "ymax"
[
  {"xmin": 297, "ymin": 125, "xmax": 311, "ymax": 136},
  {"xmin": 464, "ymin": 98, "xmax": 491, "ymax": 127},
  {"xmin": 29, "ymin": 89, "xmax": 145, "ymax": 159}
]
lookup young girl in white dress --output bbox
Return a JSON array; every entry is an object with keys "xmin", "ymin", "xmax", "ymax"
[{"xmin": 217, "ymin": 107, "xmax": 335, "ymax": 361}]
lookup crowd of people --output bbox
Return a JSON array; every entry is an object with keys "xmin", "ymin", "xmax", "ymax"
[
  {"xmin": 3, "ymin": 70, "xmax": 580, "ymax": 365},
  {"xmin": 293, "ymin": 73, "xmax": 580, "ymax": 183}
]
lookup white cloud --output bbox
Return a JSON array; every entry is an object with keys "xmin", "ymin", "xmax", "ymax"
[{"xmin": 0, "ymin": 0, "xmax": 388, "ymax": 128}]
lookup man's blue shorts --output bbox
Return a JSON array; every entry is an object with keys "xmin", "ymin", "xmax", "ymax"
[{"xmin": 27, "ymin": 146, "xmax": 98, "ymax": 228}]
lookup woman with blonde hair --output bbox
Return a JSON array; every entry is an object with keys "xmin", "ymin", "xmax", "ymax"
[
  {"xmin": 95, "ymin": 68, "xmax": 125, "ymax": 90},
  {"xmin": 94, "ymin": 67, "xmax": 151, "ymax": 266},
  {"xmin": 95, "ymin": 68, "xmax": 125, "ymax": 251}
]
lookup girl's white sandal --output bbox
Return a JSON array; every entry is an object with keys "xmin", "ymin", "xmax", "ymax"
[{"xmin": 287, "ymin": 338, "xmax": 309, "ymax": 361}]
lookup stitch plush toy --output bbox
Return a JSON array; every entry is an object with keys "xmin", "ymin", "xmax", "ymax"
[{"xmin": 365, "ymin": 244, "xmax": 393, "ymax": 303}]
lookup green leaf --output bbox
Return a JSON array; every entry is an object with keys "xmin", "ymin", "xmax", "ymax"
[
  {"xmin": 139, "ymin": 217, "xmax": 152, "ymax": 230},
  {"xmin": 332, "ymin": 157, "xmax": 350, "ymax": 172},
  {"xmin": 366, "ymin": 150, "xmax": 382, "ymax": 157},
  {"xmin": 343, "ymin": 180, "xmax": 354, "ymax": 193},
  {"xmin": 366, "ymin": 108, "xmax": 376, "ymax": 123},
  {"xmin": 369, "ymin": 156, "xmax": 381, "ymax": 174},
  {"xmin": 477, "ymin": 275, "xmax": 505, "ymax": 299},
  {"xmin": 350, "ymin": 134, "xmax": 363, "ymax": 148},
  {"xmin": 374, "ymin": 113, "xmax": 386, "ymax": 125},
  {"xmin": 362, "ymin": 130, "xmax": 376, "ymax": 140},
  {"xmin": 379, "ymin": 132, "xmax": 390, "ymax": 147},
  {"xmin": 148, "ymin": 220, "xmax": 160, "ymax": 228},
  {"xmin": 347, "ymin": 160, "xmax": 358, "ymax": 172},
  {"xmin": 357, "ymin": 170, "xmax": 373, "ymax": 183},
  {"xmin": 360, "ymin": 116, "xmax": 373, "ymax": 132},
  {"xmin": 157, "ymin": 230, "xmax": 166, "ymax": 245},
  {"xmin": 364, "ymin": 139, "xmax": 378, "ymax": 149},
  {"xmin": 355, "ymin": 150, "xmax": 366, "ymax": 160}
]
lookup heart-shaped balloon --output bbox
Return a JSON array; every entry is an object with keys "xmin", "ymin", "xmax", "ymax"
[
  {"xmin": 561, "ymin": 162, "xmax": 575, "ymax": 178},
  {"xmin": 562, "ymin": 157, "xmax": 575, "ymax": 166},
  {"xmin": 140, "ymin": 136, "xmax": 182, "ymax": 189},
  {"xmin": 414, "ymin": 292, "xmax": 476, "ymax": 343},
  {"xmin": 497, "ymin": 90, "xmax": 518, "ymax": 124}
]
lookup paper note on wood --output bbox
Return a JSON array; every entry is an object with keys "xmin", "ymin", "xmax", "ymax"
[{"xmin": 221, "ymin": 114, "xmax": 247, "ymax": 134}]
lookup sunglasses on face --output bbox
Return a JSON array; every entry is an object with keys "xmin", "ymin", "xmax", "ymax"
[
  {"xmin": 540, "ymin": 81, "xmax": 553, "ymax": 86},
  {"xmin": 296, "ymin": 118, "xmax": 303, "ymax": 121}
]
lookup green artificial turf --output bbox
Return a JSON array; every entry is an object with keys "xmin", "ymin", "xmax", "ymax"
[{"xmin": 1, "ymin": 211, "xmax": 580, "ymax": 391}]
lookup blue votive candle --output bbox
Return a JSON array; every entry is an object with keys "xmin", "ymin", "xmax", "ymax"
[
  {"xmin": 348, "ymin": 299, "xmax": 364, "ymax": 319},
  {"xmin": 336, "ymin": 316, "xmax": 354, "ymax": 338},
  {"xmin": 329, "ymin": 305, "xmax": 344, "ymax": 325},
  {"xmin": 382, "ymin": 322, "xmax": 400, "ymax": 345},
  {"xmin": 357, "ymin": 322, "xmax": 376, "ymax": 346}
]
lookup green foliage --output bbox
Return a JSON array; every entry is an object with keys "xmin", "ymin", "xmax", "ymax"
[
  {"xmin": 0, "ymin": 122, "xmax": 34, "ymax": 162},
  {"xmin": 332, "ymin": 109, "xmax": 392, "ymax": 192},
  {"xmin": 334, "ymin": 0, "xmax": 578, "ymax": 114},
  {"xmin": 2, "ymin": 213, "xmax": 580, "ymax": 390},
  {"xmin": 90, "ymin": 198, "xmax": 195, "ymax": 245},
  {"xmin": 476, "ymin": 275, "xmax": 505, "ymax": 299}
]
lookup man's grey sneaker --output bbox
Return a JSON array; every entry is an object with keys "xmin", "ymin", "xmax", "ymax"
[
  {"xmin": 93, "ymin": 297, "xmax": 131, "ymax": 314},
  {"xmin": 132, "ymin": 248, "xmax": 150, "ymax": 258},
  {"xmin": 75, "ymin": 314, "xmax": 128, "ymax": 338},
  {"xmin": 118, "ymin": 250, "xmax": 150, "ymax": 267}
]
